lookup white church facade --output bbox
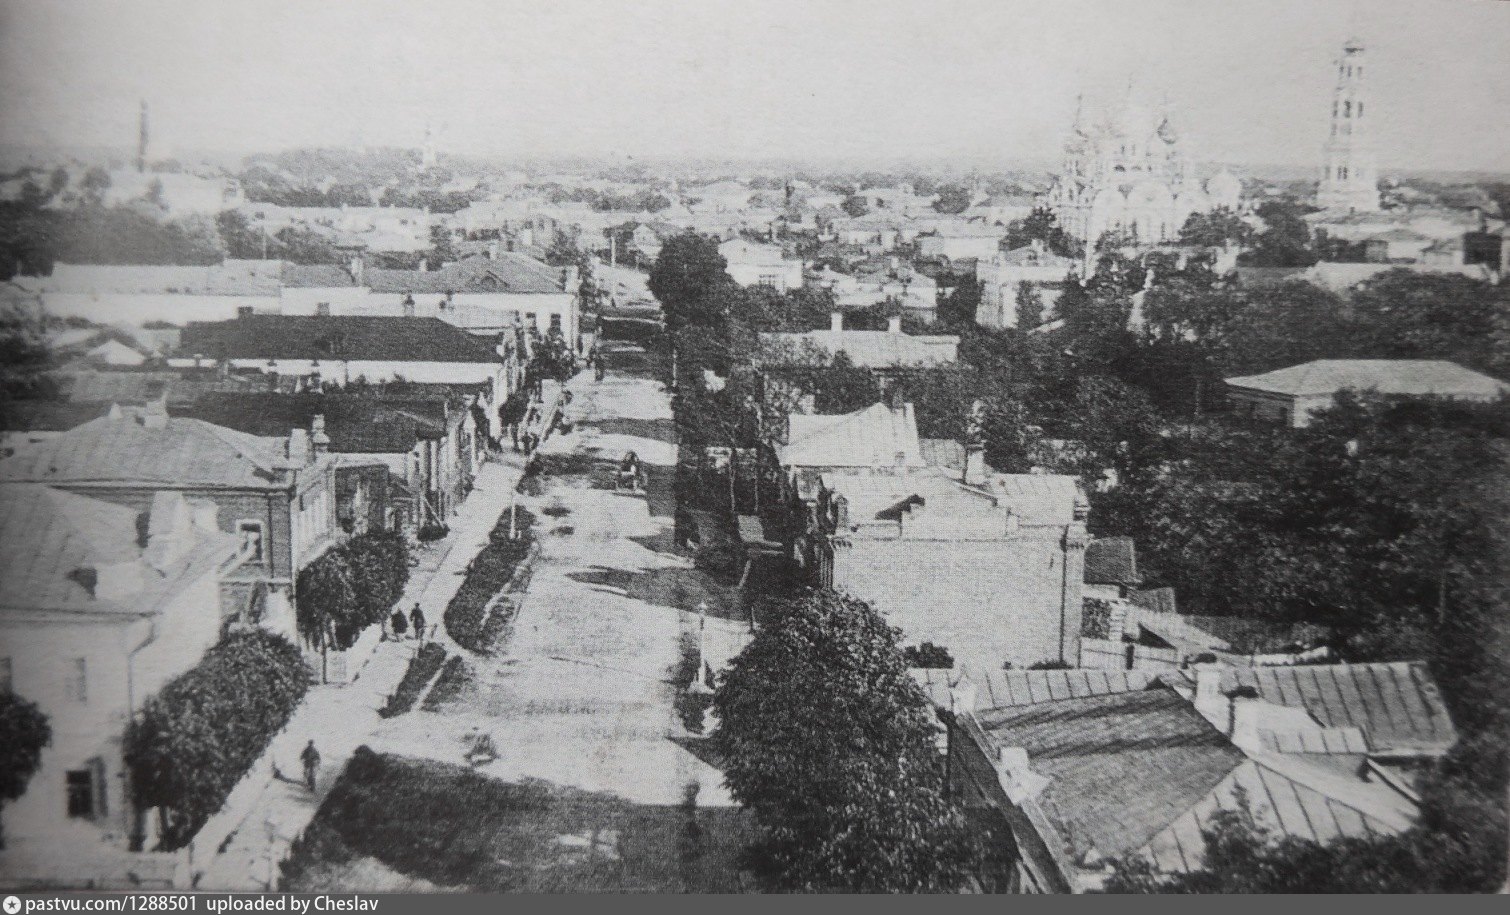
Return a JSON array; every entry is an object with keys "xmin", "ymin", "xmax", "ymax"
[{"xmin": 1043, "ymin": 95, "xmax": 1241, "ymax": 246}]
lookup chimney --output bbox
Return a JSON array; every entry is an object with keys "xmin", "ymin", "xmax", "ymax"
[
  {"xmin": 402, "ymin": 296, "xmax": 416, "ymax": 318},
  {"xmin": 349, "ymin": 255, "xmax": 365, "ymax": 286},
  {"xmin": 315, "ymin": 302, "xmax": 331, "ymax": 317},
  {"xmin": 964, "ymin": 442, "xmax": 986, "ymax": 486},
  {"xmin": 993, "ymin": 745, "xmax": 1049, "ymax": 803},
  {"xmin": 830, "ymin": 310, "xmax": 844, "ymax": 333},
  {"xmin": 144, "ymin": 491, "xmax": 194, "ymax": 572},
  {"xmin": 887, "ymin": 314, "xmax": 902, "ymax": 334},
  {"xmin": 137, "ymin": 397, "xmax": 169, "ymax": 430},
  {"xmin": 311, "ymin": 414, "xmax": 330, "ymax": 455},
  {"xmin": 283, "ymin": 428, "xmax": 310, "ymax": 468},
  {"xmin": 237, "ymin": 305, "xmax": 254, "ymax": 318},
  {"xmin": 1194, "ymin": 664, "xmax": 1224, "ymax": 707}
]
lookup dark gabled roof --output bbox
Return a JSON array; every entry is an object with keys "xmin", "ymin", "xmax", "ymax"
[
  {"xmin": 1084, "ymin": 536, "xmax": 1140, "ymax": 586},
  {"xmin": 1, "ymin": 400, "xmax": 114, "ymax": 434},
  {"xmin": 178, "ymin": 315, "xmax": 502, "ymax": 363},
  {"xmin": 280, "ymin": 263, "xmax": 355, "ymax": 288},
  {"xmin": 178, "ymin": 392, "xmax": 452, "ymax": 454},
  {"xmin": 979, "ymin": 687, "xmax": 1246, "ymax": 864}
]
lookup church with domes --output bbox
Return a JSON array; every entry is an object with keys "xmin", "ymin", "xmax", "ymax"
[{"xmin": 1043, "ymin": 93, "xmax": 1241, "ymax": 246}]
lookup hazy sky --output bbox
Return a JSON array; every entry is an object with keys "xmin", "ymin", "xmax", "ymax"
[{"xmin": 1, "ymin": 0, "xmax": 1507, "ymax": 171}]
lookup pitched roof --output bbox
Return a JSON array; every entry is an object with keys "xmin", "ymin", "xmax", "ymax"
[
  {"xmin": 178, "ymin": 315, "xmax": 503, "ymax": 363},
  {"xmin": 0, "ymin": 413, "xmax": 295, "ymax": 490},
  {"xmin": 780, "ymin": 402, "xmax": 926, "ymax": 470},
  {"xmin": 364, "ymin": 252, "xmax": 565, "ymax": 295},
  {"xmin": 179, "ymin": 392, "xmax": 452, "ymax": 453},
  {"xmin": 968, "ymin": 667, "xmax": 1162, "ymax": 710},
  {"xmin": 1224, "ymin": 662, "xmax": 1456, "ymax": 755},
  {"xmin": 0, "ymin": 483, "xmax": 234, "ymax": 615},
  {"xmin": 1226, "ymin": 359, "xmax": 1509, "ymax": 399},
  {"xmin": 1083, "ymin": 536, "xmax": 1139, "ymax": 586},
  {"xmin": 760, "ymin": 329, "xmax": 959, "ymax": 370},
  {"xmin": 980, "ymin": 687, "xmax": 1248, "ymax": 865},
  {"xmin": 40, "ymin": 260, "xmax": 284, "ymax": 296}
]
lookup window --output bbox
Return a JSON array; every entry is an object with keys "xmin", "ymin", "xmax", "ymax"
[
  {"xmin": 1343, "ymin": 100, "xmax": 1351, "ymax": 118},
  {"xmin": 549, "ymin": 313, "xmax": 562, "ymax": 333},
  {"xmin": 1357, "ymin": 102, "xmax": 1363, "ymax": 117},
  {"xmin": 67, "ymin": 770, "xmax": 95, "ymax": 818},
  {"xmin": 238, "ymin": 521, "xmax": 265, "ymax": 561},
  {"xmin": 66, "ymin": 657, "xmax": 87, "ymax": 703},
  {"xmin": 758, "ymin": 274, "xmax": 782, "ymax": 289}
]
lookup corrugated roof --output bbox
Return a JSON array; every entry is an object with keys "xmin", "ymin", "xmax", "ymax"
[
  {"xmin": 1225, "ymin": 359, "xmax": 1510, "ymax": 398},
  {"xmin": 178, "ymin": 315, "xmax": 503, "ymax": 363},
  {"xmin": 982, "ymin": 687, "xmax": 1247, "ymax": 865},
  {"xmin": 1227, "ymin": 662, "xmax": 1457, "ymax": 756},
  {"xmin": 0, "ymin": 413, "xmax": 293, "ymax": 490},
  {"xmin": 972, "ymin": 668, "xmax": 1161, "ymax": 709}
]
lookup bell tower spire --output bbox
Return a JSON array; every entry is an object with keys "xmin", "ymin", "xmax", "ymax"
[{"xmin": 1317, "ymin": 36, "xmax": 1380, "ymax": 212}]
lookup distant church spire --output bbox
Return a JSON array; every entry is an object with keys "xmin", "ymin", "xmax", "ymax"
[
  {"xmin": 1317, "ymin": 36, "xmax": 1380, "ymax": 212},
  {"xmin": 137, "ymin": 100, "xmax": 150, "ymax": 174}
]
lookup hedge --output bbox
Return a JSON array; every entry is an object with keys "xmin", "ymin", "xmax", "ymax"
[
  {"xmin": 297, "ymin": 533, "xmax": 412, "ymax": 651},
  {"xmin": 378, "ymin": 643, "xmax": 448, "ymax": 719},
  {"xmin": 125, "ymin": 630, "xmax": 309, "ymax": 850},
  {"xmin": 443, "ymin": 507, "xmax": 535, "ymax": 652}
]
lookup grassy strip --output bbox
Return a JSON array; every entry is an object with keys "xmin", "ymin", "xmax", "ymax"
[
  {"xmin": 378, "ymin": 643, "xmax": 448, "ymax": 719},
  {"xmin": 282, "ymin": 747, "xmax": 754, "ymax": 892},
  {"xmin": 420, "ymin": 655, "xmax": 473, "ymax": 711},
  {"xmin": 443, "ymin": 506, "xmax": 536, "ymax": 652}
]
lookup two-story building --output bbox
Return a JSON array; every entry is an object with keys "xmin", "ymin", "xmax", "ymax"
[
  {"xmin": 0, "ymin": 485, "xmax": 243, "ymax": 856},
  {"xmin": 0, "ymin": 406, "xmax": 339, "ymax": 641}
]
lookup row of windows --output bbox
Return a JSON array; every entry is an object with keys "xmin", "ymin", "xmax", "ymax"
[
  {"xmin": 0, "ymin": 655, "xmax": 89, "ymax": 703},
  {"xmin": 1339, "ymin": 63, "xmax": 1364, "ymax": 79},
  {"xmin": 1332, "ymin": 100, "xmax": 1364, "ymax": 118}
]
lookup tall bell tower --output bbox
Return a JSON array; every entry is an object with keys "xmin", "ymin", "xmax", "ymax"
[{"xmin": 1317, "ymin": 36, "xmax": 1380, "ymax": 212}]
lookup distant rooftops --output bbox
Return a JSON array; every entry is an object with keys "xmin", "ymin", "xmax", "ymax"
[{"xmin": 1225, "ymin": 359, "xmax": 1509, "ymax": 399}]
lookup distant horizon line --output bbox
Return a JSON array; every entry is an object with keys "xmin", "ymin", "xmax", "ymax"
[{"xmin": 1, "ymin": 142, "xmax": 1505, "ymax": 183}]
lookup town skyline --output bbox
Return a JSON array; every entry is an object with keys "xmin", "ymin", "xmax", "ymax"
[{"xmin": 2, "ymin": 0, "xmax": 1508, "ymax": 173}]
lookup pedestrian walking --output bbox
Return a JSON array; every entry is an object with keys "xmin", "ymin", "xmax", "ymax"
[
  {"xmin": 300, "ymin": 740, "xmax": 321, "ymax": 792},
  {"xmin": 390, "ymin": 609, "xmax": 408, "ymax": 639},
  {"xmin": 410, "ymin": 602, "xmax": 426, "ymax": 642}
]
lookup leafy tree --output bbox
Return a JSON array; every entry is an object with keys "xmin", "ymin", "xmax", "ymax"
[
  {"xmin": 1178, "ymin": 206, "xmax": 1251, "ymax": 248},
  {"xmin": 648, "ymin": 233, "xmax": 731, "ymax": 333},
  {"xmin": 125, "ymin": 630, "xmax": 308, "ymax": 849},
  {"xmin": 901, "ymin": 642, "xmax": 955, "ymax": 669},
  {"xmin": 936, "ymin": 278, "xmax": 981, "ymax": 328},
  {"xmin": 714, "ymin": 590, "xmax": 977, "ymax": 891},
  {"xmin": 931, "ymin": 183, "xmax": 973, "ymax": 214},
  {"xmin": 1243, "ymin": 199, "xmax": 1318, "ymax": 267},
  {"xmin": 1014, "ymin": 281, "xmax": 1044, "ymax": 330},
  {"xmin": 272, "ymin": 226, "xmax": 338, "ymax": 265},
  {"xmin": 1347, "ymin": 270, "xmax": 1508, "ymax": 374},
  {"xmin": 840, "ymin": 194, "xmax": 869, "ymax": 218},
  {"xmin": 1006, "ymin": 207, "xmax": 1078, "ymax": 259},
  {"xmin": 217, "ymin": 210, "xmax": 265, "ymax": 260},
  {"xmin": 0, "ymin": 692, "xmax": 51, "ymax": 847}
]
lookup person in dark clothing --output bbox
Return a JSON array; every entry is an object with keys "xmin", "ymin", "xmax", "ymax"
[
  {"xmin": 410, "ymin": 603, "xmax": 426, "ymax": 641},
  {"xmin": 390, "ymin": 609, "xmax": 407, "ymax": 639},
  {"xmin": 300, "ymin": 740, "xmax": 321, "ymax": 792}
]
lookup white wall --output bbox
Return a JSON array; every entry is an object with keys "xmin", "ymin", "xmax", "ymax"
[{"xmin": 41, "ymin": 293, "xmax": 277, "ymax": 326}]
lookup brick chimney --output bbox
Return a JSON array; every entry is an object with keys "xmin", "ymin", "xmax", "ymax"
[
  {"xmin": 830, "ymin": 310, "xmax": 844, "ymax": 333},
  {"xmin": 887, "ymin": 314, "xmax": 902, "ymax": 334},
  {"xmin": 964, "ymin": 442, "xmax": 986, "ymax": 486},
  {"xmin": 136, "ymin": 397, "xmax": 169, "ymax": 429},
  {"xmin": 144, "ymin": 491, "xmax": 194, "ymax": 572},
  {"xmin": 311, "ymin": 414, "xmax": 330, "ymax": 455}
]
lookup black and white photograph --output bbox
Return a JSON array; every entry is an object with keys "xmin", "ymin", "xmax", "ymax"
[{"xmin": 0, "ymin": 0, "xmax": 1507, "ymax": 896}]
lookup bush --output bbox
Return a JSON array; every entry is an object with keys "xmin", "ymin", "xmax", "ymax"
[
  {"xmin": 125, "ymin": 630, "xmax": 309, "ymax": 849},
  {"xmin": 693, "ymin": 541, "xmax": 744, "ymax": 584},
  {"xmin": 901, "ymin": 642, "xmax": 955, "ymax": 669},
  {"xmin": 379, "ymin": 643, "xmax": 448, "ymax": 719},
  {"xmin": 1081, "ymin": 597, "xmax": 1115, "ymax": 640},
  {"xmin": 296, "ymin": 534, "xmax": 412, "ymax": 652},
  {"xmin": 444, "ymin": 507, "xmax": 535, "ymax": 652},
  {"xmin": 1, "ymin": 691, "xmax": 51, "ymax": 842},
  {"xmin": 417, "ymin": 523, "xmax": 449, "ymax": 543}
]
